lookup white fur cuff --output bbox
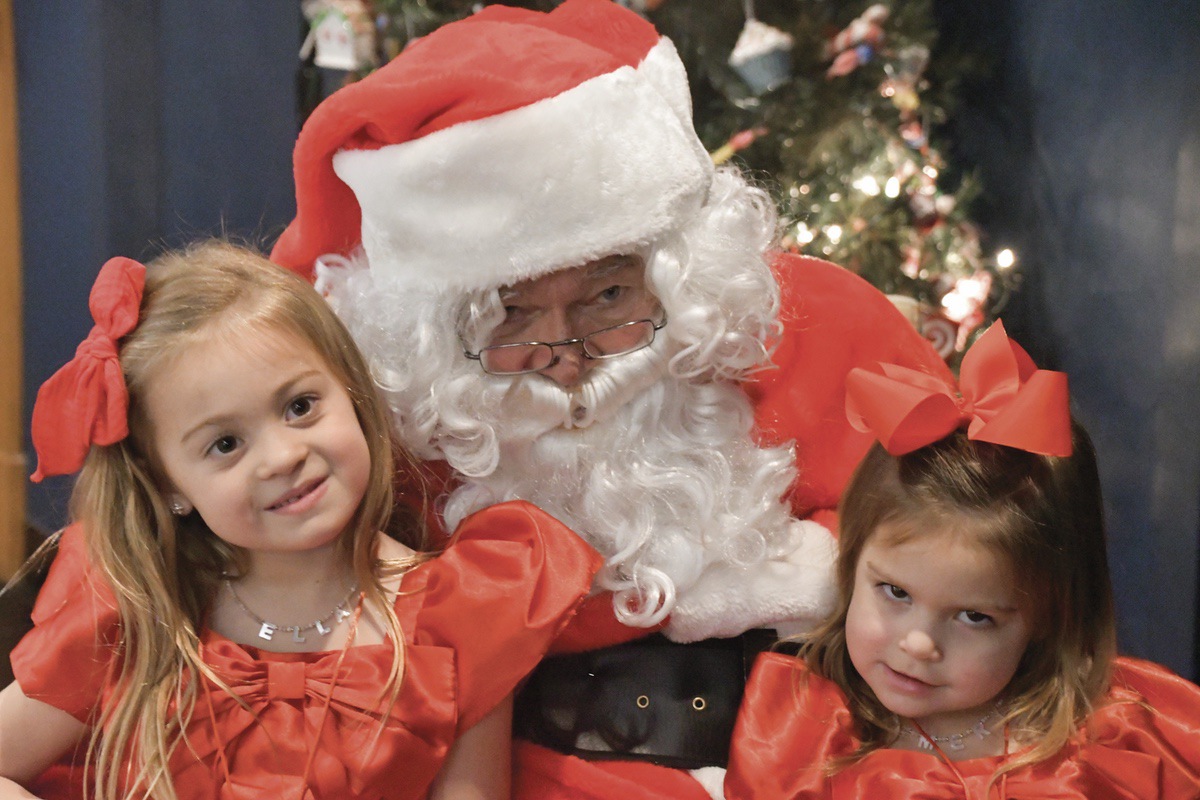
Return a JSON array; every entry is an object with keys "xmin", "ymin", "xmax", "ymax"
[{"xmin": 664, "ymin": 519, "xmax": 838, "ymax": 643}]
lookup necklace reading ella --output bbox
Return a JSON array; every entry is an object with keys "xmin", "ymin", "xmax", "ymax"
[{"xmin": 224, "ymin": 579, "xmax": 359, "ymax": 643}]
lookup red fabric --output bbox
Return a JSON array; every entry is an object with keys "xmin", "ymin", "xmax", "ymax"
[
  {"xmin": 514, "ymin": 742, "xmax": 714, "ymax": 800},
  {"xmin": 726, "ymin": 652, "xmax": 1200, "ymax": 799},
  {"xmin": 546, "ymin": 592, "xmax": 667, "ymax": 656},
  {"xmin": 846, "ymin": 319, "xmax": 1073, "ymax": 457},
  {"xmin": 271, "ymin": 0, "xmax": 659, "ymax": 280},
  {"xmin": 12, "ymin": 501, "xmax": 601, "ymax": 800},
  {"xmin": 30, "ymin": 257, "xmax": 146, "ymax": 481},
  {"xmin": 748, "ymin": 254, "xmax": 955, "ymax": 520},
  {"xmin": 8, "ymin": 525, "xmax": 120, "ymax": 721}
]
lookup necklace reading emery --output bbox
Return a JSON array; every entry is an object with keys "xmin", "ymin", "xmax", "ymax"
[
  {"xmin": 224, "ymin": 579, "xmax": 359, "ymax": 643},
  {"xmin": 901, "ymin": 705, "xmax": 1002, "ymax": 752}
]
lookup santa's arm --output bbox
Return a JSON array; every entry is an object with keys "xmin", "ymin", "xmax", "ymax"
[{"xmin": 748, "ymin": 253, "xmax": 953, "ymax": 524}]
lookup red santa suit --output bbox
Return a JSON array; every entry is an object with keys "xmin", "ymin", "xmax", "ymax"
[{"xmin": 269, "ymin": 1, "xmax": 953, "ymax": 797}]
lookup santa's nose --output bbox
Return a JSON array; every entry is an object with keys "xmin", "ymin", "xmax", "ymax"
[{"xmin": 537, "ymin": 343, "xmax": 588, "ymax": 387}]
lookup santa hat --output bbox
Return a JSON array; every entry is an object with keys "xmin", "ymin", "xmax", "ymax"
[{"xmin": 271, "ymin": 0, "xmax": 713, "ymax": 291}]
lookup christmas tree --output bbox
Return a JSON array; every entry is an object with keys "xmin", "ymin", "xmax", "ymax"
[{"xmin": 302, "ymin": 0, "xmax": 1015, "ymax": 360}]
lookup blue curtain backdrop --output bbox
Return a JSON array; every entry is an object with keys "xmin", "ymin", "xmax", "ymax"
[
  {"xmin": 15, "ymin": 0, "xmax": 1200, "ymax": 679},
  {"xmin": 934, "ymin": 0, "xmax": 1200, "ymax": 679},
  {"xmin": 16, "ymin": 0, "xmax": 299, "ymax": 530}
]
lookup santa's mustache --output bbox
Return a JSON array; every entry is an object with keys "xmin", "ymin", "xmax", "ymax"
[{"xmin": 492, "ymin": 343, "xmax": 669, "ymax": 438}]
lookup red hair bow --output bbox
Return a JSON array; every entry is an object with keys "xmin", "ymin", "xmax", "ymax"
[
  {"xmin": 30, "ymin": 257, "xmax": 147, "ymax": 481},
  {"xmin": 845, "ymin": 320, "xmax": 1073, "ymax": 457}
]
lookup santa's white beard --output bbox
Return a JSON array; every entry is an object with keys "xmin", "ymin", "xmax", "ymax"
[{"xmin": 442, "ymin": 346, "xmax": 803, "ymax": 633}]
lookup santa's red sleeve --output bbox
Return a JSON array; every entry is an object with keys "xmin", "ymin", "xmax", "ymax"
[{"xmin": 748, "ymin": 253, "xmax": 953, "ymax": 531}]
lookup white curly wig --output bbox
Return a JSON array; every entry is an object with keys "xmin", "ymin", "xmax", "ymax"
[{"xmin": 320, "ymin": 168, "xmax": 801, "ymax": 628}]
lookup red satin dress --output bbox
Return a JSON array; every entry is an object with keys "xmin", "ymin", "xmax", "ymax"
[
  {"xmin": 11, "ymin": 500, "xmax": 603, "ymax": 800},
  {"xmin": 725, "ymin": 652, "xmax": 1200, "ymax": 800}
]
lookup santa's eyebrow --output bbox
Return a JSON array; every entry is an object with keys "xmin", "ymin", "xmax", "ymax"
[
  {"xmin": 583, "ymin": 255, "xmax": 641, "ymax": 281},
  {"xmin": 498, "ymin": 255, "xmax": 643, "ymax": 304}
]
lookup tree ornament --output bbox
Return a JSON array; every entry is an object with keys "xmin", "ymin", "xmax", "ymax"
[
  {"xmin": 824, "ymin": 4, "xmax": 889, "ymax": 78},
  {"xmin": 711, "ymin": 127, "xmax": 768, "ymax": 166},
  {"xmin": 899, "ymin": 117, "xmax": 928, "ymax": 150},
  {"xmin": 729, "ymin": 0, "xmax": 795, "ymax": 95},
  {"xmin": 880, "ymin": 44, "xmax": 930, "ymax": 112},
  {"xmin": 920, "ymin": 313, "xmax": 958, "ymax": 360},
  {"xmin": 824, "ymin": 4, "xmax": 890, "ymax": 60},
  {"xmin": 301, "ymin": 0, "xmax": 377, "ymax": 73}
]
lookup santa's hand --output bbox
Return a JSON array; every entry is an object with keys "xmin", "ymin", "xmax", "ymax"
[{"xmin": 663, "ymin": 519, "xmax": 837, "ymax": 643}]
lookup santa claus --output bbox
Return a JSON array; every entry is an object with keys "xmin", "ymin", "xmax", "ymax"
[{"xmin": 271, "ymin": 1, "xmax": 949, "ymax": 797}]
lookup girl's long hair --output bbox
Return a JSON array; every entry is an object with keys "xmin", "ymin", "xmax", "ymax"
[
  {"xmin": 802, "ymin": 422, "xmax": 1115, "ymax": 780},
  {"xmin": 71, "ymin": 240, "xmax": 423, "ymax": 800}
]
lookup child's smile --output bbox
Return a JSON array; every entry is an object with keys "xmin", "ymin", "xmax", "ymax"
[
  {"xmin": 265, "ymin": 476, "xmax": 328, "ymax": 513},
  {"xmin": 145, "ymin": 327, "xmax": 371, "ymax": 563}
]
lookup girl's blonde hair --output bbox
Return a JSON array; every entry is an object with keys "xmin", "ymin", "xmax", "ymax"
[
  {"xmin": 70, "ymin": 240, "xmax": 422, "ymax": 800},
  {"xmin": 802, "ymin": 421, "xmax": 1115, "ymax": 779}
]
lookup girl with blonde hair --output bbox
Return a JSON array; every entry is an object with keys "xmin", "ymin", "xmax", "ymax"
[
  {"xmin": 0, "ymin": 241, "xmax": 600, "ymax": 800},
  {"xmin": 726, "ymin": 321, "xmax": 1200, "ymax": 798}
]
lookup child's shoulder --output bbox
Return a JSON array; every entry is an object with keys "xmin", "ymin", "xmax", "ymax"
[
  {"xmin": 1099, "ymin": 654, "xmax": 1200, "ymax": 728},
  {"xmin": 727, "ymin": 651, "xmax": 860, "ymax": 800},
  {"xmin": 425, "ymin": 499, "xmax": 602, "ymax": 581},
  {"xmin": 1066, "ymin": 656, "xmax": 1200, "ymax": 798},
  {"xmin": 1109, "ymin": 654, "xmax": 1200, "ymax": 695},
  {"xmin": 747, "ymin": 650, "xmax": 850, "ymax": 718},
  {"xmin": 8, "ymin": 523, "xmax": 121, "ymax": 723},
  {"xmin": 402, "ymin": 499, "xmax": 602, "ymax": 627}
]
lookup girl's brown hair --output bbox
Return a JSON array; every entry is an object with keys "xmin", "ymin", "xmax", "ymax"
[
  {"xmin": 70, "ymin": 240, "xmax": 423, "ymax": 800},
  {"xmin": 802, "ymin": 421, "xmax": 1115, "ymax": 779}
]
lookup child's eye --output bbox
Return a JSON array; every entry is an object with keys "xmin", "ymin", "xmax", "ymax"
[
  {"xmin": 208, "ymin": 435, "xmax": 240, "ymax": 457},
  {"xmin": 880, "ymin": 583, "xmax": 909, "ymax": 602},
  {"xmin": 958, "ymin": 610, "xmax": 995, "ymax": 627},
  {"xmin": 286, "ymin": 395, "xmax": 316, "ymax": 420}
]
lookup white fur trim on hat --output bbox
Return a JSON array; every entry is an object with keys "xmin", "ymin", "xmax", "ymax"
[{"xmin": 332, "ymin": 39, "xmax": 713, "ymax": 292}]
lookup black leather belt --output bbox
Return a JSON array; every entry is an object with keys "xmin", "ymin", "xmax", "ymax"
[{"xmin": 513, "ymin": 630, "xmax": 776, "ymax": 769}]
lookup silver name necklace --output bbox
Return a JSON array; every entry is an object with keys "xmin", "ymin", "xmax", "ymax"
[
  {"xmin": 224, "ymin": 578, "xmax": 359, "ymax": 643},
  {"xmin": 901, "ymin": 704, "xmax": 1002, "ymax": 752}
]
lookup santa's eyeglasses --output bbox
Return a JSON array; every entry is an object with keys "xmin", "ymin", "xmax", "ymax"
[{"xmin": 463, "ymin": 316, "xmax": 667, "ymax": 376}]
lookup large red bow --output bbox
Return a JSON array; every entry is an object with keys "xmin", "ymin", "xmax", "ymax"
[
  {"xmin": 30, "ymin": 257, "xmax": 147, "ymax": 481},
  {"xmin": 845, "ymin": 320, "xmax": 1073, "ymax": 457}
]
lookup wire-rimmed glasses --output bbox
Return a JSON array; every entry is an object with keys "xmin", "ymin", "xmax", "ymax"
[{"xmin": 463, "ymin": 316, "xmax": 667, "ymax": 376}]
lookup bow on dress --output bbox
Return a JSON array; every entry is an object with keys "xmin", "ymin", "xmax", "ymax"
[
  {"xmin": 30, "ymin": 257, "xmax": 146, "ymax": 481},
  {"xmin": 177, "ymin": 635, "xmax": 457, "ymax": 800},
  {"xmin": 845, "ymin": 320, "xmax": 1073, "ymax": 457}
]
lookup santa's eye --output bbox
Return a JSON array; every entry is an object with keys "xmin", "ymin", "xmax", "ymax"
[{"xmin": 597, "ymin": 284, "xmax": 624, "ymax": 302}]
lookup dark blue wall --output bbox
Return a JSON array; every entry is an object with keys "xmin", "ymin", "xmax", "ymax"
[
  {"xmin": 16, "ymin": 1, "xmax": 299, "ymax": 531},
  {"xmin": 937, "ymin": 0, "xmax": 1200, "ymax": 678}
]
